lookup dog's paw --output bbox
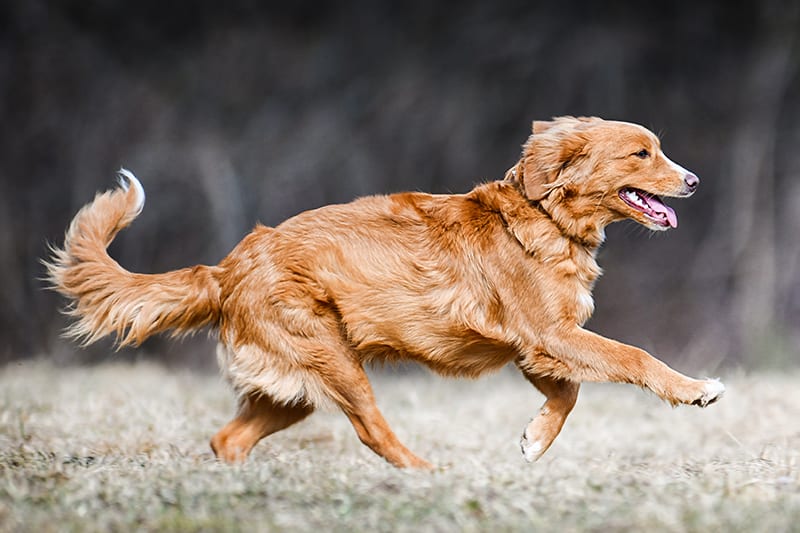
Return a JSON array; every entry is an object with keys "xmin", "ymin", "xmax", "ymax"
[
  {"xmin": 691, "ymin": 378, "xmax": 725, "ymax": 407},
  {"xmin": 520, "ymin": 428, "xmax": 545, "ymax": 463}
]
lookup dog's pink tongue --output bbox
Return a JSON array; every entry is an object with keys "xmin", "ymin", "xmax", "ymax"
[{"xmin": 647, "ymin": 196, "xmax": 678, "ymax": 228}]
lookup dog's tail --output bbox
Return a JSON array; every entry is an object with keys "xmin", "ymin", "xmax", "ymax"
[{"xmin": 44, "ymin": 170, "xmax": 222, "ymax": 347}]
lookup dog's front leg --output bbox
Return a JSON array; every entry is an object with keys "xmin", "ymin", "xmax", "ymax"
[
  {"xmin": 514, "ymin": 371, "xmax": 579, "ymax": 462},
  {"xmin": 531, "ymin": 326, "xmax": 725, "ymax": 407}
]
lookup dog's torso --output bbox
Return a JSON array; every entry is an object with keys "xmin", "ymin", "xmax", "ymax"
[{"xmin": 215, "ymin": 181, "xmax": 601, "ymax": 385}]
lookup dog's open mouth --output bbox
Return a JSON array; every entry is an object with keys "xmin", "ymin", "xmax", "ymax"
[{"xmin": 619, "ymin": 188, "xmax": 677, "ymax": 228}]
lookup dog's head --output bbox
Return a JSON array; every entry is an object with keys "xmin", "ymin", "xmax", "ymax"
[{"xmin": 506, "ymin": 116, "xmax": 698, "ymax": 234}]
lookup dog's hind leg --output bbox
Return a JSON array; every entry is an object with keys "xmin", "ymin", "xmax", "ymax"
[
  {"xmin": 210, "ymin": 393, "xmax": 314, "ymax": 463},
  {"xmin": 320, "ymin": 358, "xmax": 433, "ymax": 469},
  {"xmin": 516, "ymin": 371, "xmax": 580, "ymax": 462}
]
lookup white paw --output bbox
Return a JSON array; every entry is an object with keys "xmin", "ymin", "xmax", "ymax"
[
  {"xmin": 693, "ymin": 378, "xmax": 725, "ymax": 407},
  {"xmin": 520, "ymin": 431, "xmax": 544, "ymax": 463}
]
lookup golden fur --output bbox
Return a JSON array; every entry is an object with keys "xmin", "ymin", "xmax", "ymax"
[{"xmin": 46, "ymin": 117, "xmax": 724, "ymax": 468}]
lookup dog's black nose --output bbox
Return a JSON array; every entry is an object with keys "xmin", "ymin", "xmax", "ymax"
[{"xmin": 684, "ymin": 173, "xmax": 699, "ymax": 192}]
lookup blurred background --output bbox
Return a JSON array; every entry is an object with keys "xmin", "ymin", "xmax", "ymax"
[{"xmin": 2, "ymin": 0, "xmax": 799, "ymax": 371}]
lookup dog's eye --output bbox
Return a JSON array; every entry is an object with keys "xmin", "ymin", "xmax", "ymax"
[{"xmin": 634, "ymin": 149, "xmax": 650, "ymax": 159}]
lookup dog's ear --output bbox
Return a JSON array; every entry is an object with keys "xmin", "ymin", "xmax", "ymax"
[
  {"xmin": 533, "ymin": 116, "xmax": 598, "ymax": 135},
  {"xmin": 514, "ymin": 118, "xmax": 594, "ymax": 201},
  {"xmin": 532, "ymin": 120, "xmax": 555, "ymax": 135}
]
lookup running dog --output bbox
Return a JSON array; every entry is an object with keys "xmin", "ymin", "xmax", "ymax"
[{"xmin": 46, "ymin": 116, "xmax": 724, "ymax": 468}]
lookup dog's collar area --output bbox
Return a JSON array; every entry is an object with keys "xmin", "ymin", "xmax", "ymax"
[
  {"xmin": 509, "ymin": 176, "xmax": 529, "ymax": 202},
  {"xmin": 505, "ymin": 184, "xmax": 605, "ymax": 250}
]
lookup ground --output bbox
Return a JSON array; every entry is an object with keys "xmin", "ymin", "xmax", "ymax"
[{"xmin": 1, "ymin": 360, "xmax": 798, "ymax": 532}]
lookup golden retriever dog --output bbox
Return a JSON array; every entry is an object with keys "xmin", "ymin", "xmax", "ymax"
[{"xmin": 47, "ymin": 116, "xmax": 724, "ymax": 469}]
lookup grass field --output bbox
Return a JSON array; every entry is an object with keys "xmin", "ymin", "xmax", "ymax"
[{"xmin": 1, "ymin": 360, "xmax": 798, "ymax": 532}]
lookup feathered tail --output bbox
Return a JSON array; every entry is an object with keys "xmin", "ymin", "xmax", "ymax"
[{"xmin": 45, "ymin": 170, "xmax": 222, "ymax": 347}]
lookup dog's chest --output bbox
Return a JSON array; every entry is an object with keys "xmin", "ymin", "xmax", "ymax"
[
  {"xmin": 563, "ymin": 247, "xmax": 601, "ymax": 325},
  {"xmin": 573, "ymin": 280, "xmax": 595, "ymax": 325}
]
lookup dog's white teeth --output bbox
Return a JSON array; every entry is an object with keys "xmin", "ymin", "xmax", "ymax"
[{"xmin": 625, "ymin": 190, "xmax": 648, "ymax": 209}]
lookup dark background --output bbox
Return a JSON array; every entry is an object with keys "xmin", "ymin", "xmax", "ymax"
[{"xmin": 2, "ymin": 0, "xmax": 799, "ymax": 371}]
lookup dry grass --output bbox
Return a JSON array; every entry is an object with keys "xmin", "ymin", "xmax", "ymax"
[{"xmin": 1, "ymin": 360, "xmax": 798, "ymax": 532}]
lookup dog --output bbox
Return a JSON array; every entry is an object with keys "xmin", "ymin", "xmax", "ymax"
[{"xmin": 46, "ymin": 116, "xmax": 724, "ymax": 469}]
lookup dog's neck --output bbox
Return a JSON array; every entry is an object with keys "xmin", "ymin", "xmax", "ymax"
[
  {"xmin": 538, "ymin": 191, "xmax": 608, "ymax": 249},
  {"xmin": 490, "ymin": 179, "xmax": 607, "ymax": 250}
]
